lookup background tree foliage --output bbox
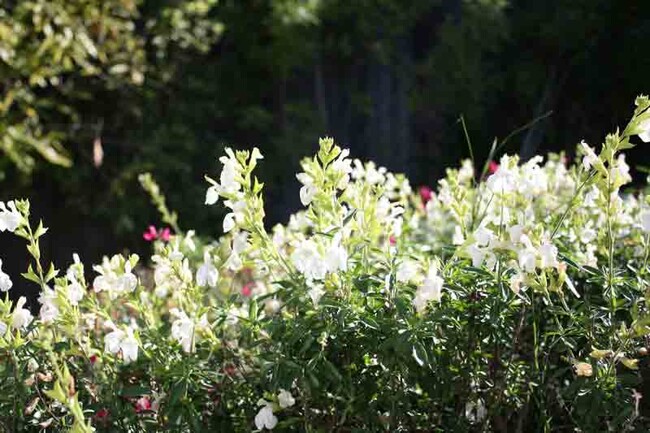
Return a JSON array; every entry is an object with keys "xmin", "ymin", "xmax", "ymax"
[{"xmin": 1, "ymin": 0, "xmax": 649, "ymax": 275}]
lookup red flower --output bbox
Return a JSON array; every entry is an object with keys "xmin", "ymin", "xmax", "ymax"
[
  {"xmin": 419, "ymin": 186, "xmax": 433, "ymax": 204},
  {"xmin": 488, "ymin": 161, "xmax": 499, "ymax": 174},
  {"xmin": 89, "ymin": 354, "xmax": 98, "ymax": 365},
  {"xmin": 95, "ymin": 408, "xmax": 109, "ymax": 421},
  {"xmin": 241, "ymin": 283, "xmax": 253, "ymax": 297},
  {"xmin": 134, "ymin": 396, "xmax": 152, "ymax": 413},
  {"xmin": 389, "ymin": 235, "xmax": 397, "ymax": 246}
]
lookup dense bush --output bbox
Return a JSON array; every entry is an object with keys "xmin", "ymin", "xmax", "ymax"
[{"xmin": 1, "ymin": 97, "xmax": 650, "ymax": 432}]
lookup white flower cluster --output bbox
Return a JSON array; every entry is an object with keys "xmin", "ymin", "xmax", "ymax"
[
  {"xmin": 255, "ymin": 389, "xmax": 295, "ymax": 430},
  {"xmin": 92, "ymin": 254, "xmax": 139, "ymax": 299},
  {"xmin": 290, "ymin": 233, "xmax": 348, "ymax": 282}
]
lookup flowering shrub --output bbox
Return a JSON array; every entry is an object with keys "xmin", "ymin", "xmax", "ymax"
[{"xmin": 2, "ymin": 97, "xmax": 650, "ymax": 432}]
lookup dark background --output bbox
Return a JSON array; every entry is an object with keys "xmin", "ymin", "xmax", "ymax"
[{"xmin": 2, "ymin": 0, "xmax": 650, "ymax": 301}]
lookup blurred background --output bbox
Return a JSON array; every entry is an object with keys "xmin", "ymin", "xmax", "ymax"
[{"xmin": 1, "ymin": 0, "xmax": 650, "ymax": 297}]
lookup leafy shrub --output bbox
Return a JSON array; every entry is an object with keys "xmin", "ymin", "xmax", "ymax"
[{"xmin": 1, "ymin": 97, "xmax": 650, "ymax": 432}]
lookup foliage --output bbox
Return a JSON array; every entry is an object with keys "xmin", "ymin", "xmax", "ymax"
[
  {"xmin": 0, "ymin": 0, "xmax": 222, "ymax": 175},
  {"xmin": 0, "ymin": 98, "xmax": 650, "ymax": 431}
]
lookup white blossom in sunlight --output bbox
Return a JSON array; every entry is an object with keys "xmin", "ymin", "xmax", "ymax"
[
  {"xmin": 0, "ymin": 320, "xmax": 6, "ymax": 336},
  {"xmin": 324, "ymin": 234, "xmax": 348, "ymax": 273},
  {"xmin": 413, "ymin": 267, "xmax": 443, "ymax": 313},
  {"xmin": 92, "ymin": 255, "xmax": 138, "ymax": 299},
  {"xmin": 291, "ymin": 239, "xmax": 327, "ymax": 280},
  {"xmin": 196, "ymin": 252, "xmax": 218, "ymax": 288},
  {"xmin": 0, "ymin": 201, "xmax": 21, "ymax": 232},
  {"xmin": 0, "ymin": 259, "xmax": 12, "ymax": 292},
  {"xmin": 12, "ymin": 297, "xmax": 33, "ymax": 331},
  {"xmin": 296, "ymin": 173, "xmax": 317, "ymax": 206},
  {"xmin": 538, "ymin": 241, "xmax": 559, "ymax": 269},
  {"xmin": 396, "ymin": 259, "xmax": 419, "ymax": 283},
  {"xmin": 170, "ymin": 308, "xmax": 208, "ymax": 353},
  {"xmin": 580, "ymin": 141, "xmax": 599, "ymax": 170},
  {"xmin": 104, "ymin": 324, "xmax": 138, "ymax": 364},
  {"xmin": 38, "ymin": 286, "xmax": 59, "ymax": 323}
]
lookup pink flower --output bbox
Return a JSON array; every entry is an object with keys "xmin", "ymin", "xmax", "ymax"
[
  {"xmin": 134, "ymin": 396, "xmax": 152, "ymax": 413},
  {"xmin": 488, "ymin": 161, "xmax": 499, "ymax": 174},
  {"xmin": 143, "ymin": 225, "xmax": 158, "ymax": 242},
  {"xmin": 143, "ymin": 226, "xmax": 172, "ymax": 242},
  {"xmin": 159, "ymin": 228, "xmax": 171, "ymax": 242},
  {"xmin": 419, "ymin": 186, "xmax": 433, "ymax": 204},
  {"xmin": 241, "ymin": 283, "xmax": 253, "ymax": 297},
  {"xmin": 389, "ymin": 235, "xmax": 397, "ymax": 246}
]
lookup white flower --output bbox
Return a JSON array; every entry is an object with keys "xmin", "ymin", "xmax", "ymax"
[
  {"xmin": 324, "ymin": 234, "xmax": 348, "ymax": 273},
  {"xmin": 0, "ymin": 259, "xmax": 12, "ymax": 292},
  {"xmin": 538, "ymin": 241, "xmax": 559, "ymax": 269},
  {"xmin": 291, "ymin": 239, "xmax": 327, "ymax": 280},
  {"xmin": 277, "ymin": 389, "xmax": 295, "ymax": 409},
  {"xmin": 396, "ymin": 260, "xmax": 419, "ymax": 283},
  {"xmin": 452, "ymin": 226, "xmax": 465, "ymax": 245},
  {"xmin": 307, "ymin": 284, "xmax": 325, "ymax": 307},
  {"xmin": 12, "ymin": 297, "xmax": 33, "ymax": 330},
  {"xmin": 121, "ymin": 329, "xmax": 139, "ymax": 364},
  {"xmin": 264, "ymin": 299, "xmax": 281, "ymax": 315},
  {"xmin": 298, "ymin": 182, "xmax": 316, "ymax": 207},
  {"xmin": 508, "ymin": 224, "xmax": 524, "ymax": 244},
  {"xmin": 580, "ymin": 141, "xmax": 599, "ymax": 170},
  {"xmin": 92, "ymin": 255, "xmax": 138, "ymax": 298},
  {"xmin": 474, "ymin": 226, "xmax": 493, "ymax": 247},
  {"xmin": 66, "ymin": 272, "xmax": 85, "ymax": 306},
  {"xmin": 170, "ymin": 309, "xmax": 195, "ymax": 353},
  {"xmin": 104, "ymin": 327, "xmax": 125, "ymax": 354},
  {"xmin": 104, "ymin": 325, "xmax": 139, "ymax": 364},
  {"xmin": 205, "ymin": 185, "xmax": 220, "ymax": 205},
  {"xmin": 196, "ymin": 253, "xmax": 219, "ymax": 288},
  {"xmin": 38, "ymin": 286, "xmax": 59, "ymax": 323},
  {"xmin": 467, "ymin": 244, "xmax": 485, "ymax": 268},
  {"xmin": 0, "ymin": 321, "xmax": 6, "ymax": 336},
  {"xmin": 642, "ymin": 211, "xmax": 650, "ymax": 233},
  {"xmin": 255, "ymin": 400, "xmax": 278, "ymax": 430},
  {"xmin": 638, "ymin": 117, "xmax": 650, "ymax": 142},
  {"xmin": 0, "ymin": 201, "xmax": 21, "ymax": 232},
  {"xmin": 223, "ymin": 213, "xmax": 236, "ymax": 233},
  {"xmin": 517, "ymin": 248, "xmax": 537, "ymax": 273},
  {"xmin": 413, "ymin": 267, "xmax": 443, "ymax": 313},
  {"xmin": 510, "ymin": 273, "xmax": 524, "ymax": 294}
]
